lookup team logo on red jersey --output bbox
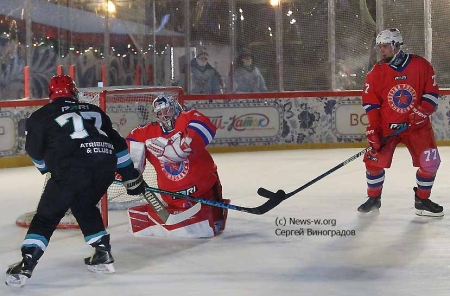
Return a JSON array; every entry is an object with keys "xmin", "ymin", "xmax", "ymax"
[
  {"xmin": 387, "ymin": 84, "xmax": 417, "ymax": 114},
  {"xmin": 161, "ymin": 160, "xmax": 190, "ymax": 181}
]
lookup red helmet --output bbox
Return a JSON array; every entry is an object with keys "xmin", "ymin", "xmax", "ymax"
[{"xmin": 48, "ymin": 75, "xmax": 79, "ymax": 100}]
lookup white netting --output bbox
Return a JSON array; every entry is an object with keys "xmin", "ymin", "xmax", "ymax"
[
  {"xmin": 107, "ymin": 161, "xmax": 158, "ymax": 210},
  {"xmin": 80, "ymin": 86, "xmax": 182, "ymax": 209},
  {"xmin": 16, "ymin": 86, "xmax": 183, "ymax": 229},
  {"xmin": 16, "ymin": 208, "xmax": 80, "ymax": 230}
]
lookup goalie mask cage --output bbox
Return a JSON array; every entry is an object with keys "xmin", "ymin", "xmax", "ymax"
[{"xmin": 15, "ymin": 86, "xmax": 184, "ymax": 229}]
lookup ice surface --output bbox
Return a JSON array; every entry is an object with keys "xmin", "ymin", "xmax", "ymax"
[{"xmin": 1, "ymin": 147, "xmax": 450, "ymax": 295}]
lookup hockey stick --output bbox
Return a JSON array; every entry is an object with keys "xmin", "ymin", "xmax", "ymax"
[
  {"xmin": 257, "ymin": 125, "xmax": 408, "ymax": 200},
  {"xmin": 144, "ymin": 185, "xmax": 285, "ymax": 215},
  {"xmin": 140, "ymin": 189, "xmax": 201, "ymax": 225},
  {"xmin": 113, "ymin": 179, "xmax": 201, "ymax": 225}
]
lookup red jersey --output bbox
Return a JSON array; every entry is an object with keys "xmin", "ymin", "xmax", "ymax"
[
  {"xmin": 126, "ymin": 110, "xmax": 218, "ymax": 196},
  {"xmin": 362, "ymin": 53, "xmax": 439, "ymax": 134}
]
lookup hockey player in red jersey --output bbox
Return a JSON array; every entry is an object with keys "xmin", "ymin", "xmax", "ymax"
[
  {"xmin": 126, "ymin": 95, "xmax": 229, "ymax": 238},
  {"xmin": 358, "ymin": 28, "xmax": 442, "ymax": 217}
]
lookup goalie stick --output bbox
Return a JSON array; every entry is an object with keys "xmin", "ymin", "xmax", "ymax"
[
  {"xmin": 141, "ymin": 189, "xmax": 201, "ymax": 225},
  {"xmin": 144, "ymin": 185, "xmax": 285, "ymax": 215},
  {"xmin": 114, "ymin": 179, "xmax": 201, "ymax": 225},
  {"xmin": 257, "ymin": 125, "xmax": 408, "ymax": 200}
]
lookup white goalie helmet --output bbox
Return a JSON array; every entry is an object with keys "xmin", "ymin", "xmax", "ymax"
[
  {"xmin": 376, "ymin": 28, "xmax": 403, "ymax": 49},
  {"xmin": 152, "ymin": 95, "xmax": 182, "ymax": 133}
]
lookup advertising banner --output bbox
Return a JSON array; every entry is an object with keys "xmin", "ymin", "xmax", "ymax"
[
  {"xmin": 190, "ymin": 101, "xmax": 282, "ymax": 144},
  {"xmin": 2, "ymin": 93, "xmax": 450, "ymax": 162}
]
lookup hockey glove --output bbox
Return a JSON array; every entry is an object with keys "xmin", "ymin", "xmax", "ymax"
[
  {"xmin": 366, "ymin": 125, "xmax": 381, "ymax": 153},
  {"xmin": 409, "ymin": 105, "xmax": 431, "ymax": 130},
  {"xmin": 122, "ymin": 169, "xmax": 145, "ymax": 196}
]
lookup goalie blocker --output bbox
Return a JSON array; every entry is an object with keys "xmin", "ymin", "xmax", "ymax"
[{"xmin": 127, "ymin": 182, "xmax": 230, "ymax": 238}]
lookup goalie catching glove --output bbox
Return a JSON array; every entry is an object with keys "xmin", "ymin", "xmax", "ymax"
[{"xmin": 146, "ymin": 132, "xmax": 192, "ymax": 163}]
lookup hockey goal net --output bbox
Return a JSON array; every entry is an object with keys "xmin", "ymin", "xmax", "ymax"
[{"xmin": 15, "ymin": 86, "xmax": 184, "ymax": 229}]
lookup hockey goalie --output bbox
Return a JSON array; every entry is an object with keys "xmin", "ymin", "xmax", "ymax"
[{"xmin": 125, "ymin": 95, "xmax": 229, "ymax": 238}]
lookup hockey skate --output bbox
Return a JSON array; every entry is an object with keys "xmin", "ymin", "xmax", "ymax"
[
  {"xmin": 5, "ymin": 247, "xmax": 42, "ymax": 288},
  {"xmin": 414, "ymin": 187, "xmax": 444, "ymax": 217},
  {"xmin": 85, "ymin": 234, "xmax": 115, "ymax": 274},
  {"xmin": 357, "ymin": 196, "xmax": 381, "ymax": 214}
]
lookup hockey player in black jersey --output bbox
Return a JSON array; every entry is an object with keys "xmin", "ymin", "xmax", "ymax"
[{"xmin": 5, "ymin": 75, "xmax": 145, "ymax": 287}]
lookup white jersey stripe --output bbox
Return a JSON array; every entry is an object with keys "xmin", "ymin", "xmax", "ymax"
[
  {"xmin": 416, "ymin": 180, "xmax": 434, "ymax": 187},
  {"xmin": 422, "ymin": 93, "xmax": 439, "ymax": 105},
  {"xmin": 32, "ymin": 160, "xmax": 47, "ymax": 169},
  {"xmin": 23, "ymin": 238, "xmax": 47, "ymax": 251},
  {"xmin": 86, "ymin": 234, "xmax": 105, "ymax": 245},
  {"xmin": 189, "ymin": 122, "xmax": 213, "ymax": 144},
  {"xmin": 117, "ymin": 154, "xmax": 131, "ymax": 165},
  {"xmin": 367, "ymin": 176, "xmax": 385, "ymax": 185}
]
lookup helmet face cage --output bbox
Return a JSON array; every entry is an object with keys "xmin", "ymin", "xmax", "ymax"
[
  {"xmin": 48, "ymin": 75, "xmax": 79, "ymax": 101},
  {"xmin": 376, "ymin": 28, "xmax": 403, "ymax": 49},
  {"xmin": 152, "ymin": 96, "xmax": 181, "ymax": 133}
]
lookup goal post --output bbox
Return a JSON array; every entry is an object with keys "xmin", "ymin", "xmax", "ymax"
[{"xmin": 15, "ymin": 86, "xmax": 184, "ymax": 229}]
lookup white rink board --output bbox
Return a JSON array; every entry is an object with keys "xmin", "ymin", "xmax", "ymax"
[{"xmin": 3, "ymin": 93, "xmax": 450, "ymax": 160}]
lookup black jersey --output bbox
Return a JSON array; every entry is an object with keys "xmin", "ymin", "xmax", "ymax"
[{"xmin": 25, "ymin": 97, "xmax": 131, "ymax": 174}]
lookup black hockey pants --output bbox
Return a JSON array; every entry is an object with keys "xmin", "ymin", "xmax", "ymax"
[{"xmin": 28, "ymin": 163, "xmax": 116, "ymax": 243}]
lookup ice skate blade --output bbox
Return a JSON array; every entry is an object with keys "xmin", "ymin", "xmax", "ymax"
[
  {"xmin": 415, "ymin": 209, "xmax": 444, "ymax": 218},
  {"xmin": 5, "ymin": 274, "xmax": 27, "ymax": 288},
  {"xmin": 357, "ymin": 208, "xmax": 380, "ymax": 218},
  {"xmin": 86, "ymin": 263, "xmax": 115, "ymax": 274}
]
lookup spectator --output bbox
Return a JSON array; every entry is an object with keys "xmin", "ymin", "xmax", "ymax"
[
  {"xmin": 179, "ymin": 50, "xmax": 222, "ymax": 94},
  {"xmin": 230, "ymin": 49, "xmax": 267, "ymax": 93}
]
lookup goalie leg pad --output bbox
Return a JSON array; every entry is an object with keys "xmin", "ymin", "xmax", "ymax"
[{"xmin": 127, "ymin": 201, "xmax": 229, "ymax": 238}]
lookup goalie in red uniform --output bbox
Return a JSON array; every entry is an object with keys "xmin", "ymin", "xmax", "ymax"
[
  {"xmin": 358, "ymin": 28, "xmax": 442, "ymax": 217},
  {"xmin": 126, "ymin": 95, "xmax": 228, "ymax": 238}
]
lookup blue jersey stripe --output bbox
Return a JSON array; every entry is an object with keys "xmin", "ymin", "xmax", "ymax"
[{"xmin": 188, "ymin": 120, "xmax": 215, "ymax": 145}]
